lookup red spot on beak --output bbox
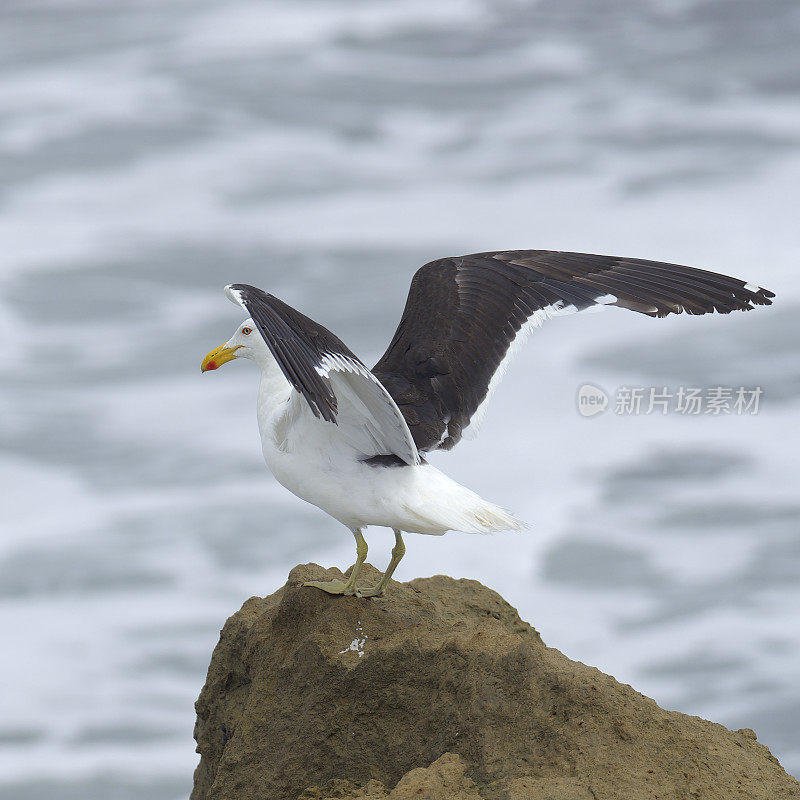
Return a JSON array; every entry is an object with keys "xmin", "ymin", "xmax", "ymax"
[{"xmin": 205, "ymin": 361, "xmax": 217, "ymax": 371}]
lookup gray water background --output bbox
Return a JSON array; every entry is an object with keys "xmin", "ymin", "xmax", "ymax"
[{"xmin": 1, "ymin": 1, "xmax": 798, "ymax": 796}]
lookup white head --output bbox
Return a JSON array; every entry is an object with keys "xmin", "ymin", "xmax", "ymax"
[{"xmin": 201, "ymin": 317, "xmax": 273, "ymax": 372}]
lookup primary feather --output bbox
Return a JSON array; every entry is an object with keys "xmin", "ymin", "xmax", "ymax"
[{"xmin": 373, "ymin": 250, "xmax": 774, "ymax": 451}]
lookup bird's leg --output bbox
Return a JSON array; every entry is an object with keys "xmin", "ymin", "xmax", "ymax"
[
  {"xmin": 303, "ymin": 528, "xmax": 367, "ymax": 596},
  {"xmin": 357, "ymin": 529, "xmax": 405, "ymax": 598}
]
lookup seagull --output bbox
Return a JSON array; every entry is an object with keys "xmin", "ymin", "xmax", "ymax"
[{"xmin": 201, "ymin": 250, "xmax": 773, "ymax": 597}]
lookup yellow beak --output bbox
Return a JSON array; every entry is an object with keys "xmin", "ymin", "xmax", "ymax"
[{"xmin": 201, "ymin": 343, "xmax": 242, "ymax": 372}]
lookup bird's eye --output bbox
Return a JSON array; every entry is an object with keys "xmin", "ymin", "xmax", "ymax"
[{"xmin": 242, "ymin": 326, "xmax": 252, "ymax": 335}]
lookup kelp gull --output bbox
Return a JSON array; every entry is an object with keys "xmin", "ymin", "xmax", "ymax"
[{"xmin": 201, "ymin": 250, "xmax": 773, "ymax": 597}]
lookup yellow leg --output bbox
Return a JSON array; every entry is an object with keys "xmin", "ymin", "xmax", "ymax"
[
  {"xmin": 304, "ymin": 529, "xmax": 367, "ymax": 596},
  {"xmin": 358, "ymin": 529, "xmax": 404, "ymax": 598}
]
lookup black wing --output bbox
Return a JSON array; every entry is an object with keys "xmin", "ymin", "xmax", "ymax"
[
  {"xmin": 372, "ymin": 250, "xmax": 774, "ymax": 453},
  {"xmin": 225, "ymin": 284, "xmax": 420, "ymax": 465},
  {"xmin": 227, "ymin": 284, "xmax": 348, "ymax": 422}
]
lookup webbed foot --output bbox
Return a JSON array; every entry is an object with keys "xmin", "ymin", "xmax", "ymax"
[
  {"xmin": 303, "ymin": 529, "xmax": 368, "ymax": 596},
  {"xmin": 303, "ymin": 578, "xmax": 356, "ymax": 596},
  {"xmin": 355, "ymin": 585, "xmax": 385, "ymax": 598}
]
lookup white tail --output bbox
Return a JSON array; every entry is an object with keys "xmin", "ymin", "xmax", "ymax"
[{"xmin": 402, "ymin": 466, "xmax": 527, "ymax": 535}]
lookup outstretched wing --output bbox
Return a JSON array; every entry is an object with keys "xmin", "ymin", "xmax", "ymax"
[
  {"xmin": 373, "ymin": 250, "xmax": 774, "ymax": 453},
  {"xmin": 226, "ymin": 284, "xmax": 420, "ymax": 466}
]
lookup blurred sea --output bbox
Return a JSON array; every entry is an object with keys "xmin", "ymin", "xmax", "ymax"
[{"xmin": 1, "ymin": 0, "xmax": 798, "ymax": 796}]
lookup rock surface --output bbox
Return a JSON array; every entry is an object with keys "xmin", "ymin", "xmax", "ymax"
[{"xmin": 192, "ymin": 563, "xmax": 799, "ymax": 800}]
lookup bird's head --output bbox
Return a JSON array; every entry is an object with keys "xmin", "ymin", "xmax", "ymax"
[{"xmin": 201, "ymin": 318, "xmax": 268, "ymax": 372}]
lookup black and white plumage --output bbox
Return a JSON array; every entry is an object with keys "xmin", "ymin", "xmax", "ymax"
[
  {"xmin": 372, "ymin": 251, "xmax": 773, "ymax": 451},
  {"xmin": 225, "ymin": 284, "xmax": 420, "ymax": 467},
  {"xmin": 202, "ymin": 250, "xmax": 773, "ymax": 596}
]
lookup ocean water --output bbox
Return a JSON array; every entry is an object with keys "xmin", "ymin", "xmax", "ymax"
[{"xmin": 1, "ymin": 0, "xmax": 798, "ymax": 796}]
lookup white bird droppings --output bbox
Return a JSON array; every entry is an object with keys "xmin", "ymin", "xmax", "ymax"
[{"xmin": 340, "ymin": 621, "xmax": 366, "ymax": 657}]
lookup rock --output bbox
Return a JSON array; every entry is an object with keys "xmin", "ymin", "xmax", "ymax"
[
  {"xmin": 387, "ymin": 753, "xmax": 482, "ymax": 799},
  {"xmin": 192, "ymin": 563, "xmax": 800, "ymax": 800}
]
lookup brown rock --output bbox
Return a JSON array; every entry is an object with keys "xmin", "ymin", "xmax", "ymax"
[
  {"xmin": 388, "ymin": 753, "xmax": 482, "ymax": 799},
  {"xmin": 192, "ymin": 563, "xmax": 800, "ymax": 800}
]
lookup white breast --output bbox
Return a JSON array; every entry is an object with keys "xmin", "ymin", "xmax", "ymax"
[
  {"xmin": 257, "ymin": 380, "xmax": 362, "ymax": 526},
  {"xmin": 253, "ymin": 365, "xmax": 523, "ymax": 535}
]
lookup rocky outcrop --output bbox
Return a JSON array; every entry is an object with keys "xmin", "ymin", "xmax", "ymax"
[{"xmin": 192, "ymin": 563, "xmax": 799, "ymax": 800}]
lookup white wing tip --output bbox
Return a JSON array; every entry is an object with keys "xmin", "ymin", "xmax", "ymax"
[
  {"xmin": 594, "ymin": 293, "xmax": 617, "ymax": 305},
  {"xmin": 224, "ymin": 285, "xmax": 246, "ymax": 308}
]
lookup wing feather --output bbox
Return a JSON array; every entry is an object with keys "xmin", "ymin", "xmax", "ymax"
[
  {"xmin": 226, "ymin": 284, "xmax": 420, "ymax": 466},
  {"xmin": 373, "ymin": 250, "xmax": 774, "ymax": 452}
]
